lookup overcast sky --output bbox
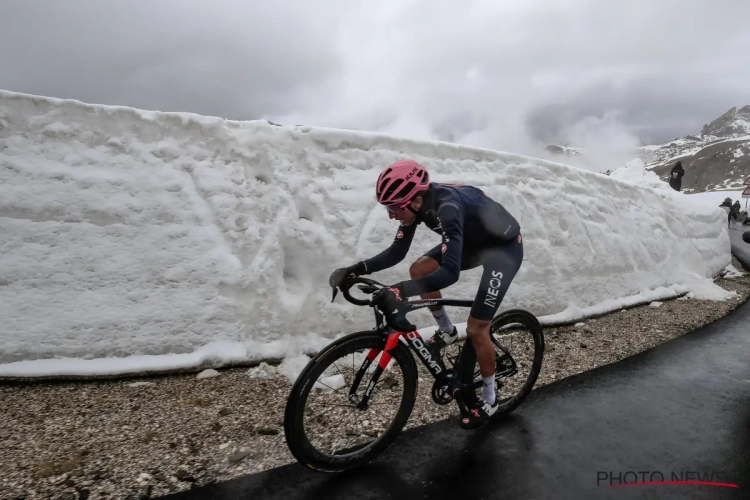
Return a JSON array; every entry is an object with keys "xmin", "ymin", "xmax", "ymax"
[{"xmin": 2, "ymin": 0, "xmax": 749, "ymax": 165}]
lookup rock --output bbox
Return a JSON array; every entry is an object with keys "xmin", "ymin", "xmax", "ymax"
[
  {"xmin": 187, "ymin": 439, "xmax": 200, "ymax": 454},
  {"xmin": 77, "ymin": 489, "xmax": 91, "ymax": 500},
  {"xmin": 649, "ymin": 301, "xmax": 663, "ymax": 308},
  {"xmin": 228, "ymin": 449, "xmax": 253, "ymax": 463},
  {"xmin": 153, "ymin": 472, "xmax": 167, "ymax": 482},
  {"xmin": 257, "ymin": 427, "xmax": 279, "ymax": 436},
  {"xmin": 219, "ymin": 442, "xmax": 231, "ymax": 450},
  {"xmin": 382, "ymin": 376, "xmax": 399, "ymax": 389},
  {"xmin": 125, "ymin": 485, "xmax": 152, "ymax": 500},
  {"xmin": 127, "ymin": 382, "xmax": 155, "ymax": 387},
  {"xmin": 64, "ymin": 478, "xmax": 76, "ymax": 487},
  {"xmin": 196, "ymin": 369, "xmax": 221, "ymax": 380},
  {"xmin": 218, "ymin": 408, "xmax": 231, "ymax": 417},
  {"xmin": 175, "ymin": 470, "xmax": 195, "ymax": 482},
  {"xmin": 195, "ymin": 475, "xmax": 217, "ymax": 487},
  {"xmin": 60, "ymin": 493, "xmax": 76, "ymax": 500}
]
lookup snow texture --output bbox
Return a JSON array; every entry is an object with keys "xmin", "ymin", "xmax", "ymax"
[
  {"xmin": 0, "ymin": 90, "xmax": 733, "ymax": 377},
  {"xmin": 724, "ymin": 264, "xmax": 746, "ymax": 279},
  {"xmin": 610, "ymin": 158, "xmax": 673, "ymax": 191}
]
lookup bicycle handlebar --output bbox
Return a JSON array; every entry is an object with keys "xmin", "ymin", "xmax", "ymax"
[
  {"xmin": 332, "ymin": 276, "xmax": 387, "ymax": 306},
  {"xmin": 331, "ymin": 275, "xmax": 420, "ymax": 332}
]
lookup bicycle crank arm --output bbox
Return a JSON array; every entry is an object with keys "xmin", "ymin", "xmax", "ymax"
[{"xmin": 451, "ymin": 387, "xmax": 472, "ymax": 420}]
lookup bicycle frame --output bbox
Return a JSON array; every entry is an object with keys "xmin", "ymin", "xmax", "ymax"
[{"xmin": 347, "ymin": 294, "xmax": 479, "ymax": 415}]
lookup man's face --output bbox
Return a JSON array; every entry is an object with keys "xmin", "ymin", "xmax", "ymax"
[{"xmin": 386, "ymin": 197, "xmax": 423, "ymax": 226}]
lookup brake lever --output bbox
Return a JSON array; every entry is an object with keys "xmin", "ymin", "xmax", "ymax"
[{"xmin": 331, "ymin": 287, "xmax": 338, "ymax": 303}]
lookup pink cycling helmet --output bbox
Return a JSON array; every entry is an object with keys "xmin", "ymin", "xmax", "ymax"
[{"xmin": 376, "ymin": 160, "xmax": 430, "ymax": 208}]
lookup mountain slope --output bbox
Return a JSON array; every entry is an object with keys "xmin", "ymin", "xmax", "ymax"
[
  {"xmin": 648, "ymin": 137, "xmax": 750, "ymax": 193},
  {"xmin": 639, "ymin": 105, "xmax": 750, "ymax": 193}
]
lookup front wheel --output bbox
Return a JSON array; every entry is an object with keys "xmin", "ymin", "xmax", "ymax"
[{"xmin": 283, "ymin": 331, "xmax": 418, "ymax": 473}]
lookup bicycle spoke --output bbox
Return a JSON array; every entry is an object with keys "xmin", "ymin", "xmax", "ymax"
[
  {"xmin": 314, "ymin": 380, "xmax": 343, "ymax": 394},
  {"xmin": 332, "ymin": 361, "xmax": 349, "ymax": 387},
  {"xmin": 300, "ymin": 342, "xmax": 406, "ymax": 458}
]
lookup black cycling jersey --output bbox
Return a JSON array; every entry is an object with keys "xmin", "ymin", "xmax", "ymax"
[{"xmin": 362, "ymin": 183, "xmax": 521, "ymax": 298}]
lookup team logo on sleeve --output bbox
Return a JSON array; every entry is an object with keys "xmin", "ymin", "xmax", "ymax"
[
  {"xmin": 518, "ymin": 234, "xmax": 522, "ymax": 243},
  {"xmin": 441, "ymin": 243, "xmax": 447, "ymax": 253},
  {"xmin": 396, "ymin": 231, "xmax": 404, "ymax": 239}
]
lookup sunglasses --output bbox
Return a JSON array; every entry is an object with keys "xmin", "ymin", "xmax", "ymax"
[{"xmin": 384, "ymin": 201, "xmax": 411, "ymax": 213}]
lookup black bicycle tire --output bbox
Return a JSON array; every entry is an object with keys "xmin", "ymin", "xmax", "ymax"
[
  {"xmin": 283, "ymin": 330, "xmax": 418, "ymax": 473},
  {"xmin": 489, "ymin": 309, "xmax": 545, "ymax": 419}
]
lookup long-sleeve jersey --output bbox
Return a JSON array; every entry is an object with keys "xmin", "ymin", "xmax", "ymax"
[{"xmin": 362, "ymin": 183, "xmax": 521, "ymax": 297}]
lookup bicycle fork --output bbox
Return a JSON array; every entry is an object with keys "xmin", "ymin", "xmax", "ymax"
[
  {"xmin": 348, "ymin": 332, "xmax": 402, "ymax": 410},
  {"xmin": 348, "ymin": 330, "xmax": 476, "ymax": 421}
]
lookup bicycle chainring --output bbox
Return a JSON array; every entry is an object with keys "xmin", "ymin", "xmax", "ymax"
[{"xmin": 431, "ymin": 380, "xmax": 453, "ymax": 405}]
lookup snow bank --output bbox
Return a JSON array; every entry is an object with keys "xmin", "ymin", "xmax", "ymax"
[
  {"xmin": 0, "ymin": 90, "xmax": 732, "ymax": 377},
  {"xmin": 610, "ymin": 158, "xmax": 673, "ymax": 191}
]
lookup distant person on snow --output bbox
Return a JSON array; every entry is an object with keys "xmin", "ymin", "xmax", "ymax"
[
  {"xmin": 732, "ymin": 200, "xmax": 741, "ymax": 219},
  {"xmin": 720, "ymin": 197, "xmax": 732, "ymax": 227},
  {"xmin": 669, "ymin": 161, "xmax": 685, "ymax": 191},
  {"xmin": 329, "ymin": 159, "xmax": 524, "ymax": 429}
]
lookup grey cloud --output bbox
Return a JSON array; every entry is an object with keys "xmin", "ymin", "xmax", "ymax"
[
  {"xmin": 1, "ymin": 0, "xmax": 749, "ymax": 158},
  {"xmin": 527, "ymin": 74, "xmax": 750, "ymax": 147},
  {"xmin": 0, "ymin": 0, "xmax": 347, "ymax": 119},
  {"xmin": 270, "ymin": 0, "xmax": 750, "ymax": 162}
]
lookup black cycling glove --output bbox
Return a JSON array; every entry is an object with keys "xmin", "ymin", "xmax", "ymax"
[
  {"xmin": 329, "ymin": 261, "xmax": 367, "ymax": 288},
  {"xmin": 369, "ymin": 285, "xmax": 415, "ymax": 331}
]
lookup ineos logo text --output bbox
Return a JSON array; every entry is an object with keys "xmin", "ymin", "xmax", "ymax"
[{"xmin": 483, "ymin": 270, "xmax": 504, "ymax": 308}]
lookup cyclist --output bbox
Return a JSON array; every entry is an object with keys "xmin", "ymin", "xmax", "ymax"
[{"xmin": 329, "ymin": 159, "xmax": 524, "ymax": 428}]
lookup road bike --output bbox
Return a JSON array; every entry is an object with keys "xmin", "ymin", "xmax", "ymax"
[{"xmin": 283, "ymin": 275, "xmax": 545, "ymax": 472}]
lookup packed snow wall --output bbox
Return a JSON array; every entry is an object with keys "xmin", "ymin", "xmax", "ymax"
[{"xmin": 0, "ymin": 90, "xmax": 731, "ymax": 370}]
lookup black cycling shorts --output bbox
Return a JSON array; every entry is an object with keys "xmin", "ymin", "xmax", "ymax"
[{"xmin": 422, "ymin": 234, "xmax": 524, "ymax": 321}]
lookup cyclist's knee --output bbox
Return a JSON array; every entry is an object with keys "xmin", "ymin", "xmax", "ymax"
[
  {"xmin": 466, "ymin": 318, "xmax": 491, "ymax": 339},
  {"xmin": 409, "ymin": 256, "xmax": 439, "ymax": 279}
]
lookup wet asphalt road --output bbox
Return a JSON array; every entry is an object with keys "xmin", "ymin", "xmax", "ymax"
[
  {"xmin": 168, "ymin": 292, "xmax": 750, "ymax": 500},
  {"xmin": 166, "ymin": 228, "xmax": 750, "ymax": 500}
]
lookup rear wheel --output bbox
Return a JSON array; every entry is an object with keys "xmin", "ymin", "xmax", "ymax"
[
  {"xmin": 283, "ymin": 331, "xmax": 418, "ymax": 472},
  {"xmin": 441, "ymin": 309, "xmax": 544, "ymax": 418},
  {"xmin": 488, "ymin": 309, "xmax": 545, "ymax": 417}
]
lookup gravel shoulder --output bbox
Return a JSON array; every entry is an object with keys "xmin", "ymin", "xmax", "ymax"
[{"xmin": 2, "ymin": 260, "xmax": 749, "ymax": 500}]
